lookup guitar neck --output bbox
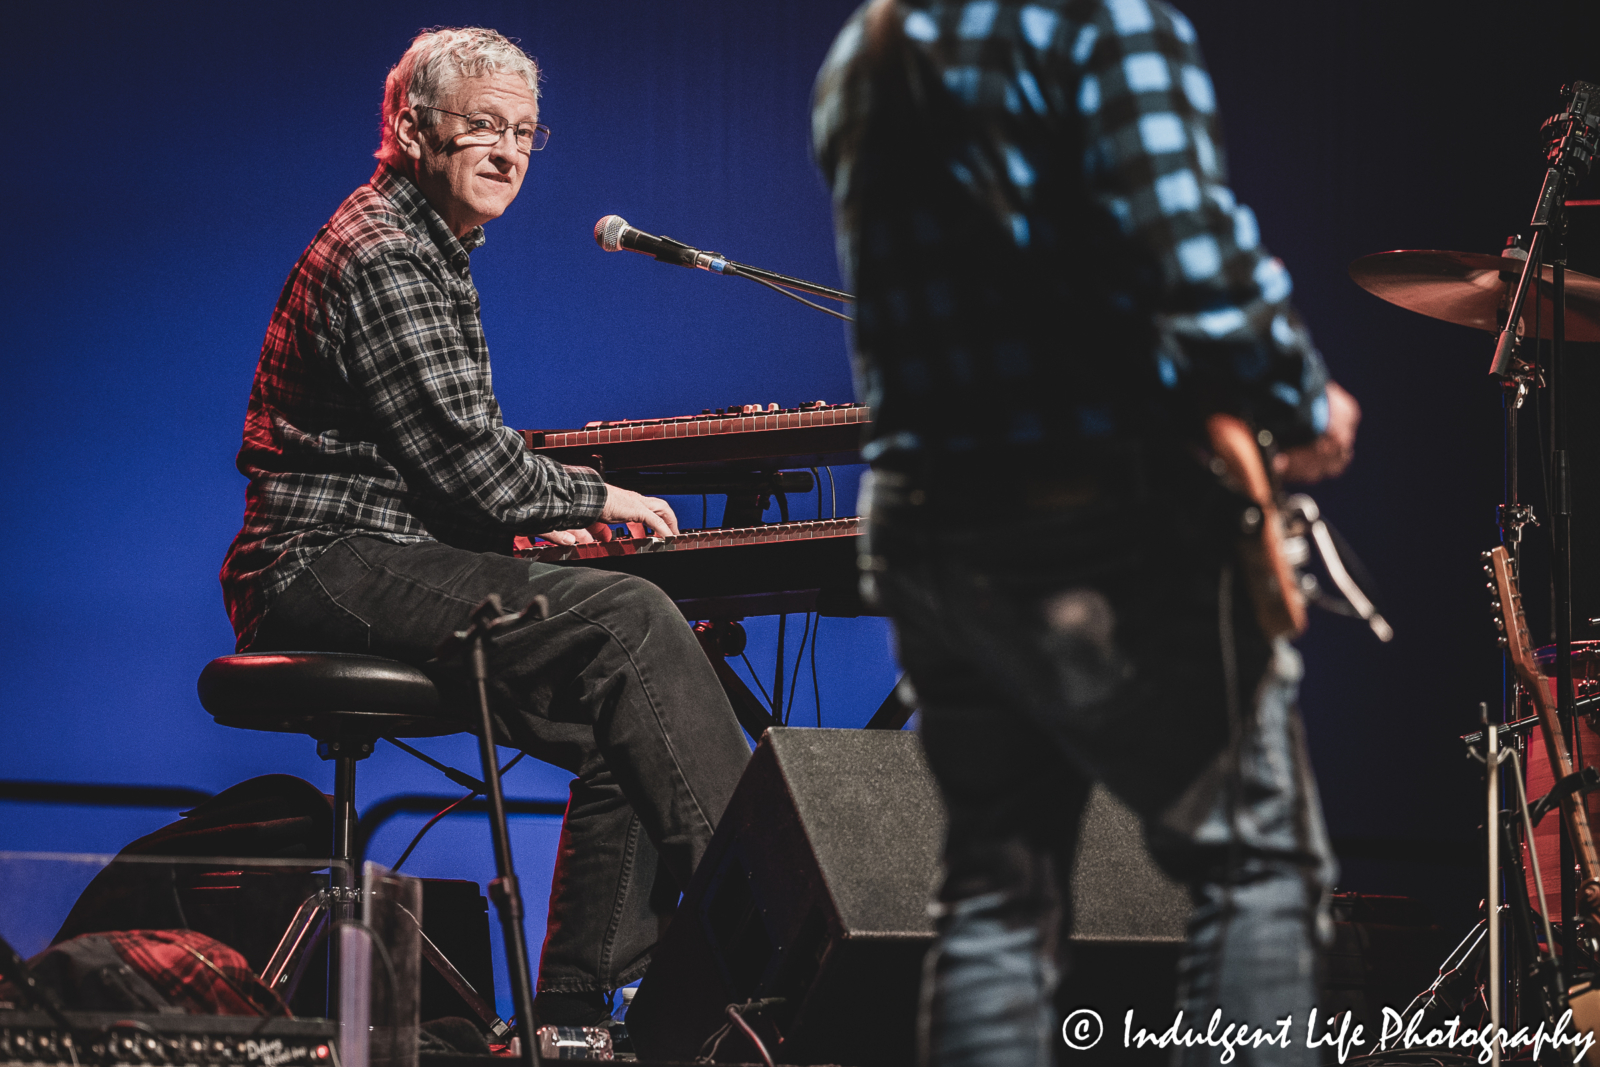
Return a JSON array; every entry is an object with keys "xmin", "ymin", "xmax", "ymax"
[{"xmin": 1488, "ymin": 545, "xmax": 1600, "ymax": 918}]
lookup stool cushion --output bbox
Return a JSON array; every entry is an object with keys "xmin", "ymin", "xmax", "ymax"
[{"xmin": 198, "ymin": 652, "xmax": 459, "ymax": 741}]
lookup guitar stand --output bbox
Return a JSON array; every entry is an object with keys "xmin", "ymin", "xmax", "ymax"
[
  {"xmin": 1530, "ymin": 765, "xmax": 1600, "ymax": 825},
  {"xmin": 1446, "ymin": 709, "xmax": 1576, "ymax": 1065}
]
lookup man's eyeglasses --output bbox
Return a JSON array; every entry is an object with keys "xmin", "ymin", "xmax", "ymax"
[{"xmin": 416, "ymin": 105, "xmax": 550, "ymax": 153}]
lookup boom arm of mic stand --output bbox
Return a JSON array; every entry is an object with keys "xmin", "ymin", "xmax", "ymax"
[
  {"xmin": 711, "ymin": 259, "xmax": 854, "ymax": 303},
  {"xmin": 1491, "ymin": 80, "xmax": 1600, "ymax": 378},
  {"xmin": 1489, "ymin": 166, "xmax": 1564, "ymax": 379},
  {"xmin": 647, "ymin": 239, "xmax": 855, "ymax": 305}
]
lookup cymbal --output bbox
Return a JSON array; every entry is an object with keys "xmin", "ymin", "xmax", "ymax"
[{"xmin": 1348, "ymin": 249, "xmax": 1600, "ymax": 342}]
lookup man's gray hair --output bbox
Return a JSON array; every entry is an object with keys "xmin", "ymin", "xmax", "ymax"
[{"xmin": 376, "ymin": 27, "xmax": 540, "ymax": 166}]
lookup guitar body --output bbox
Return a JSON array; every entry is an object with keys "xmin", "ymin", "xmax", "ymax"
[
  {"xmin": 1206, "ymin": 413, "xmax": 1308, "ymax": 640},
  {"xmin": 1524, "ymin": 707, "xmax": 1600, "ymax": 918}
]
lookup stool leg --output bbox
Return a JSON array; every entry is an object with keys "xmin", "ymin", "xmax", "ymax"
[
  {"xmin": 333, "ymin": 754, "xmax": 358, "ymax": 897},
  {"xmin": 316, "ymin": 740, "xmax": 370, "ymax": 1021}
]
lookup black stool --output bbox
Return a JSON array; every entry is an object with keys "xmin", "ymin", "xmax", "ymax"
[
  {"xmin": 196, "ymin": 651, "xmax": 457, "ymax": 998},
  {"xmin": 200, "ymin": 605, "xmax": 547, "ymax": 1067}
]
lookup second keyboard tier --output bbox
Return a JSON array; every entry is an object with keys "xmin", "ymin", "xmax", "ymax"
[{"xmin": 516, "ymin": 517, "xmax": 866, "ymax": 619}]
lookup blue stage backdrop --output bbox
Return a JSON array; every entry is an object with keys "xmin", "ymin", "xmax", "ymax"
[{"xmin": 3, "ymin": 0, "xmax": 1598, "ymax": 1016}]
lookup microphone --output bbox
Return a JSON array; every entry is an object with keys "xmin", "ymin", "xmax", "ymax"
[
  {"xmin": 591, "ymin": 214, "xmax": 857, "ymax": 319},
  {"xmin": 593, "ymin": 215, "xmax": 731, "ymax": 272}
]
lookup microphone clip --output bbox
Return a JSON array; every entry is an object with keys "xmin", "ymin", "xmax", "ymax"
[{"xmin": 650, "ymin": 233, "xmax": 720, "ymax": 269}]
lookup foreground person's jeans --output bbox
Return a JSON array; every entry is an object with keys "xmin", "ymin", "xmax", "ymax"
[
  {"xmin": 868, "ymin": 464, "xmax": 1336, "ymax": 1067},
  {"xmin": 249, "ymin": 536, "xmax": 753, "ymax": 995}
]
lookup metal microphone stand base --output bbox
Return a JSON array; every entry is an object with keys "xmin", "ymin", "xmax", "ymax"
[{"xmin": 437, "ymin": 594, "xmax": 549, "ymax": 1067}]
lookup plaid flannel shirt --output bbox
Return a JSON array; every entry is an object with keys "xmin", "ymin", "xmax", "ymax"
[
  {"xmin": 222, "ymin": 167, "xmax": 607, "ymax": 648},
  {"xmin": 812, "ymin": 0, "xmax": 1329, "ymax": 472}
]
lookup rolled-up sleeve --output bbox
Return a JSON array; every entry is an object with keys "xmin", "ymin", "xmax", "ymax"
[{"xmin": 343, "ymin": 251, "xmax": 608, "ymax": 533}]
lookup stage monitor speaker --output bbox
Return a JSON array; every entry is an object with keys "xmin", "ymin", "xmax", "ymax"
[{"xmin": 626, "ymin": 727, "xmax": 1190, "ymax": 1067}]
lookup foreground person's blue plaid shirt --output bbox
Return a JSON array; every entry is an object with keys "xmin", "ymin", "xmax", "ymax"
[
  {"xmin": 222, "ymin": 166, "xmax": 607, "ymax": 649},
  {"xmin": 812, "ymin": 0, "xmax": 1329, "ymax": 473}
]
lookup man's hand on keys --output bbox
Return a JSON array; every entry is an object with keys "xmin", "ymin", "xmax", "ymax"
[{"xmin": 535, "ymin": 485, "xmax": 679, "ymax": 546}]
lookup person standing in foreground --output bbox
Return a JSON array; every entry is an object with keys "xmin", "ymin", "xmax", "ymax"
[
  {"xmin": 813, "ymin": 1, "xmax": 1359, "ymax": 1064},
  {"xmin": 221, "ymin": 27, "xmax": 751, "ymax": 1027}
]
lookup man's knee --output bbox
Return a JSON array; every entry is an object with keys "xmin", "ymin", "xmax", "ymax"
[
  {"xmin": 551, "ymin": 568, "xmax": 679, "ymax": 618},
  {"xmin": 541, "ymin": 570, "xmax": 701, "ymax": 654}
]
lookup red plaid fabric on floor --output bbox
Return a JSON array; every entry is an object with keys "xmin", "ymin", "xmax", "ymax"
[{"xmin": 98, "ymin": 929, "xmax": 285, "ymax": 1016}]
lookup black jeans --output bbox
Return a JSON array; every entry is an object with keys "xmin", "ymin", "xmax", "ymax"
[
  {"xmin": 866, "ymin": 462, "xmax": 1335, "ymax": 1067},
  {"xmin": 251, "ymin": 537, "xmax": 753, "ymax": 994}
]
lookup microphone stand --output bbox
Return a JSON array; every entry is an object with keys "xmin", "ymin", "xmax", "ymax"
[
  {"xmin": 436, "ymin": 595, "xmax": 548, "ymax": 1067},
  {"xmin": 642, "ymin": 234, "xmax": 856, "ymax": 321}
]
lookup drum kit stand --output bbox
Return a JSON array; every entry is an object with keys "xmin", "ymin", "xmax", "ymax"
[{"xmin": 1348, "ymin": 82, "xmax": 1600, "ymax": 1063}]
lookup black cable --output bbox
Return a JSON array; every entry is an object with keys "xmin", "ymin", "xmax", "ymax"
[
  {"xmin": 738, "ymin": 651, "xmax": 774, "ymax": 706},
  {"xmin": 384, "ymin": 736, "xmax": 486, "ymax": 793},
  {"xmin": 727, "ymin": 265, "xmax": 853, "ymax": 322},
  {"xmin": 785, "ymin": 613, "xmax": 812, "ymax": 723},
  {"xmin": 773, "ymin": 614, "xmax": 787, "ymax": 720},
  {"xmin": 390, "ymin": 752, "xmax": 526, "ymax": 873},
  {"xmin": 695, "ymin": 1019, "xmax": 734, "ymax": 1063},
  {"xmin": 824, "ymin": 466, "xmax": 837, "ymax": 517},
  {"xmin": 1532, "ymin": 283, "xmax": 1558, "ymax": 564},
  {"xmin": 811, "ymin": 467, "xmax": 822, "ymax": 522},
  {"xmin": 810, "ymin": 614, "xmax": 822, "ymax": 727},
  {"xmin": 392, "ymin": 792, "xmax": 473, "ymax": 873}
]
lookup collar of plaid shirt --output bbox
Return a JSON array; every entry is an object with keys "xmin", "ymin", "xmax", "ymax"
[{"xmin": 372, "ymin": 163, "xmax": 488, "ymax": 262}]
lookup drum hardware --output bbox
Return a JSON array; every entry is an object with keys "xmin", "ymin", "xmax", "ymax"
[
  {"xmin": 1482, "ymin": 547, "xmax": 1600, "ymax": 1062},
  {"xmin": 1354, "ymin": 82, "xmax": 1600, "ymax": 1055},
  {"xmin": 1449, "ymin": 704, "xmax": 1571, "ymax": 1047}
]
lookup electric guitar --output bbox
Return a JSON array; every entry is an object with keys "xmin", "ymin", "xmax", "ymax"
[
  {"xmin": 1485, "ymin": 543, "xmax": 1600, "ymax": 925},
  {"xmin": 1206, "ymin": 413, "xmax": 1308, "ymax": 640}
]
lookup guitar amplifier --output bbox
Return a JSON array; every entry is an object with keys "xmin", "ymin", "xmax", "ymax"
[{"xmin": 0, "ymin": 1009, "xmax": 336, "ymax": 1067}]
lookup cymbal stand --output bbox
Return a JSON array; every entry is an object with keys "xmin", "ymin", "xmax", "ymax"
[{"xmin": 1490, "ymin": 276, "xmax": 1540, "ymax": 1035}]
